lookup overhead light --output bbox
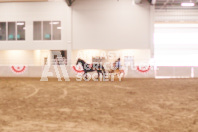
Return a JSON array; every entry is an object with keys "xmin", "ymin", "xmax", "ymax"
[
  {"xmin": 57, "ymin": 27, "xmax": 62, "ymax": 29},
  {"xmin": 17, "ymin": 22, "xmax": 24, "ymax": 25},
  {"xmin": 181, "ymin": 3, "xmax": 195, "ymax": 7},
  {"xmin": 50, "ymin": 22, "xmax": 59, "ymax": 25}
]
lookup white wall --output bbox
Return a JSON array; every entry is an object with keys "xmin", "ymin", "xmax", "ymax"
[
  {"xmin": 72, "ymin": 0, "xmax": 152, "ymax": 49},
  {"xmin": 0, "ymin": 0, "xmax": 154, "ymax": 61},
  {"xmin": 0, "ymin": 0, "xmax": 69, "ymax": 50},
  {"xmin": 0, "ymin": 0, "xmax": 155, "ymax": 78},
  {"xmin": 0, "ymin": 50, "xmax": 50, "ymax": 65}
]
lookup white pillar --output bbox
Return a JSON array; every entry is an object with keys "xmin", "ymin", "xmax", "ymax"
[
  {"xmin": 66, "ymin": 5, "xmax": 73, "ymax": 76},
  {"xmin": 150, "ymin": 5, "xmax": 155, "ymax": 58}
]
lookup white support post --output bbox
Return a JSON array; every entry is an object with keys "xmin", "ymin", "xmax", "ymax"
[
  {"xmin": 66, "ymin": 5, "xmax": 72, "ymax": 75},
  {"xmin": 150, "ymin": 5, "xmax": 155, "ymax": 59}
]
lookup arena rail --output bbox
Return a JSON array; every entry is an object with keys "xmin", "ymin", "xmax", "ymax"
[
  {"xmin": 1, "ymin": 65, "xmax": 198, "ymax": 78},
  {"xmin": 0, "ymin": 65, "xmax": 155, "ymax": 78}
]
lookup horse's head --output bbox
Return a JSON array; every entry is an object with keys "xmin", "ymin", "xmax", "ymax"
[
  {"xmin": 76, "ymin": 59, "xmax": 80, "ymax": 65},
  {"xmin": 76, "ymin": 58, "xmax": 84, "ymax": 65}
]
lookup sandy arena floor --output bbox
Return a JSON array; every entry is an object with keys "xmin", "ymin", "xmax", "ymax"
[{"xmin": 0, "ymin": 78, "xmax": 198, "ymax": 132}]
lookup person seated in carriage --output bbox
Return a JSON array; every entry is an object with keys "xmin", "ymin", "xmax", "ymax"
[
  {"xmin": 115, "ymin": 58, "xmax": 121, "ymax": 70},
  {"xmin": 112, "ymin": 58, "xmax": 121, "ymax": 70},
  {"xmin": 109, "ymin": 58, "xmax": 121, "ymax": 73}
]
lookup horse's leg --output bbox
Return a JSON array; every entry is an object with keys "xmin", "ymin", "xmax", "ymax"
[
  {"xmin": 102, "ymin": 66, "xmax": 106, "ymax": 78},
  {"xmin": 99, "ymin": 70, "xmax": 103, "ymax": 79},
  {"xmin": 99, "ymin": 70, "xmax": 105, "ymax": 80},
  {"xmin": 97, "ymin": 70, "xmax": 100, "ymax": 79},
  {"xmin": 84, "ymin": 71, "xmax": 87, "ymax": 79}
]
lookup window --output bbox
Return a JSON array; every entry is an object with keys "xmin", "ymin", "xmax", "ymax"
[
  {"xmin": 33, "ymin": 21, "xmax": 42, "ymax": 40},
  {"xmin": 51, "ymin": 50, "xmax": 67, "ymax": 65},
  {"xmin": 52, "ymin": 21, "xmax": 61, "ymax": 40},
  {"xmin": 17, "ymin": 21, "xmax": 25, "ymax": 40},
  {"xmin": 43, "ymin": 21, "xmax": 51, "ymax": 40},
  {"xmin": 0, "ymin": 22, "xmax": 6, "ymax": 41},
  {"xmin": 0, "ymin": 21, "xmax": 25, "ymax": 41},
  {"xmin": 92, "ymin": 57, "xmax": 105, "ymax": 63},
  {"xmin": 33, "ymin": 21, "xmax": 61, "ymax": 40},
  {"xmin": 8, "ymin": 22, "xmax": 16, "ymax": 40}
]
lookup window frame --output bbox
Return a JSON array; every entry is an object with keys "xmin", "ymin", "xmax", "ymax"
[
  {"xmin": 33, "ymin": 20, "xmax": 62, "ymax": 41},
  {"xmin": 0, "ymin": 21, "xmax": 26, "ymax": 41},
  {"xmin": 0, "ymin": 22, "xmax": 7, "ymax": 41},
  {"xmin": 16, "ymin": 21, "xmax": 26, "ymax": 41}
]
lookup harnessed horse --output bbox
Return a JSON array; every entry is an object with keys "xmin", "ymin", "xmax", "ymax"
[{"xmin": 76, "ymin": 58, "xmax": 106, "ymax": 79}]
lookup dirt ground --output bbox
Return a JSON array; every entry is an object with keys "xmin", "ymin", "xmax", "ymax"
[{"xmin": 0, "ymin": 78, "xmax": 198, "ymax": 132}]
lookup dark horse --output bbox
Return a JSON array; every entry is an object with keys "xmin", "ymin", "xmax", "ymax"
[{"xmin": 76, "ymin": 58, "xmax": 106, "ymax": 79}]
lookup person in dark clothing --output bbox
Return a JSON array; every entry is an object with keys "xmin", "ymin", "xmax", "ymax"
[{"xmin": 115, "ymin": 58, "xmax": 121, "ymax": 69}]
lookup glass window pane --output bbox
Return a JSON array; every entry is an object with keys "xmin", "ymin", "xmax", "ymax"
[
  {"xmin": 8, "ymin": 22, "xmax": 16, "ymax": 41},
  {"xmin": 52, "ymin": 21, "xmax": 61, "ymax": 40},
  {"xmin": 17, "ymin": 21, "xmax": 25, "ymax": 40},
  {"xmin": 33, "ymin": 21, "xmax": 42, "ymax": 40},
  {"xmin": 43, "ymin": 21, "xmax": 51, "ymax": 40},
  {"xmin": 0, "ymin": 22, "xmax": 6, "ymax": 41}
]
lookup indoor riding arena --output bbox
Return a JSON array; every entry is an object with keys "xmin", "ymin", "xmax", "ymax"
[{"xmin": 0, "ymin": 0, "xmax": 198, "ymax": 132}]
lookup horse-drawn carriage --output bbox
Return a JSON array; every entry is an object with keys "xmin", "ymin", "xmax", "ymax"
[{"xmin": 74, "ymin": 58, "xmax": 125, "ymax": 79}]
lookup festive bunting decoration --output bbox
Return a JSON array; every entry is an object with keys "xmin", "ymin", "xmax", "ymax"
[
  {"xmin": 136, "ymin": 65, "xmax": 150, "ymax": 73},
  {"xmin": 11, "ymin": 66, "xmax": 27, "ymax": 74}
]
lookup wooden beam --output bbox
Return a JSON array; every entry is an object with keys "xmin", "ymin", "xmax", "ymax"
[
  {"xmin": 65, "ymin": 0, "xmax": 71, "ymax": 6},
  {"xmin": 65, "ymin": 0, "xmax": 75, "ymax": 6}
]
